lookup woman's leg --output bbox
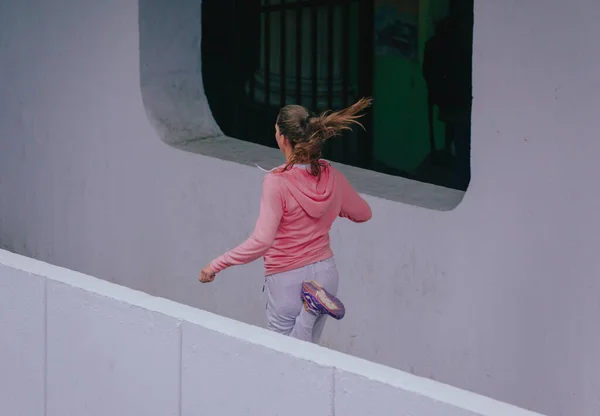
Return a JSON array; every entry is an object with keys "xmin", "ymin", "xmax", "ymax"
[
  {"xmin": 290, "ymin": 257, "xmax": 340, "ymax": 343},
  {"xmin": 311, "ymin": 315, "xmax": 328, "ymax": 344},
  {"xmin": 264, "ymin": 267, "xmax": 308, "ymax": 338},
  {"xmin": 288, "ymin": 306, "xmax": 319, "ymax": 342}
]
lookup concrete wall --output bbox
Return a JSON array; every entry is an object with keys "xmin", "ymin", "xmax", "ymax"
[
  {"xmin": 0, "ymin": 248, "xmax": 546, "ymax": 416},
  {"xmin": 0, "ymin": 0, "xmax": 598, "ymax": 415}
]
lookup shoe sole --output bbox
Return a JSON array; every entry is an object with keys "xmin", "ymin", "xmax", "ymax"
[{"xmin": 302, "ymin": 281, "xmax": 346, "ymax": 320}]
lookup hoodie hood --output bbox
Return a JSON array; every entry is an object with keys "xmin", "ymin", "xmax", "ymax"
[{"xmin": 276, "ymin": 163, "xmax": 337, "ymax": 219}]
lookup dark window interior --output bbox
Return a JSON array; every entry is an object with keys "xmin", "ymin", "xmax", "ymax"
[{"xmin": 203, "ymin": 0, "xmax": 473, "ymax": 191}]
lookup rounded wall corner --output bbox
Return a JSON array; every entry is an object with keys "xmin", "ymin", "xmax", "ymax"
[
  {"xmin": 139, "ymin": 80, "xmax": 223, "ymax": 147},
  {"xmin": 138, "ymin": 0, "xmax": 223, "ymax": 147}
]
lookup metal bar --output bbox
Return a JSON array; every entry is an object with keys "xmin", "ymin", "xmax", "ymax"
[
  {"xmin": 280, "ymin": 1, "xmax": 287, "ymax": 107},
  {"xmin": 326, "ymin": 3, "xmax": 334, "ymax": 109},
  {"xmin": 259, "ymin": 0, "xmax": 345, "ymax": 12},
  {"xmin": 231, "ymin": 0, "xmax": 240, "ymax": 137},
  {"xmin": 358, "ymin": 0, "xmax": 374, "ymax": 168},
  {"xmin": 341, "ymin": 0, "xmax": 351, "ymax": 159},
  {"xmin": 341, "ymin": 0, "xmax": 349, "ymax": 107},
  {"xmin": 264, "ymin": 0, "xmax": 271, "ymax": 106},
  {"xmin": 295, "ymin": 0, "xmax": 303, "ymax": 105},
  {"xmin": 311, "ymin": 5, "xmax": 318, "ymax": 110},
  {"xmin": 248, "ymin": 0, "xmax": 256, "ymax": 103}
]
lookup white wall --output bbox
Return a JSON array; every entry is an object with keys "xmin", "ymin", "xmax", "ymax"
[
  {"xmin": 0, "ymin": 0, "xmax": 598, "ymax": 415},
  {"xmin": 0, "ymin": 248, "xmax": 546, "ymax": 416}
]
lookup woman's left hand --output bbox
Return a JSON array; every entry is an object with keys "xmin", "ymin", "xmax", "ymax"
[{"xmin": 199, "ymin": 265, "xmax": 216, "ymax": 283}]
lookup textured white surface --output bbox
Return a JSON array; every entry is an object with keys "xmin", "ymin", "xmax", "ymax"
[
  {"xmin": 46, "ymin": 281, "xmax": 181, "ymax": 416},
  {"xmin": 335, "ymin": 370, "xmax": 478, "ymax": 416},
  {"xmin": 182, "ymin": 321, "xmax": 333, "ymax": 416},
  {"xmin": 0, "ymin": 265, "xmax": 45, "ymax": 416},
  {"xmin": 0, "ymin": 248, "xmax": 545, "ymax": 416},
  {"xmin": 0, "ymin": 0, "xmax": 598, "ymax": 415}
]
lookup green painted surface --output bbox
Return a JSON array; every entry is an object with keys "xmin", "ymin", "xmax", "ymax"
[{"xmin": 372, "ymin": 0, "xmax": 448, "ymax": 173}]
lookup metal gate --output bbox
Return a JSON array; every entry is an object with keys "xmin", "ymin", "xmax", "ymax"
[{"xmin": 228, "ymin": 0, "xmax": 374, "ymax": 168}]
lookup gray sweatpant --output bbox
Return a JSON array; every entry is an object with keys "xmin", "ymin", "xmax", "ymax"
[{"xmin": 264, "ymin": 257, "xmax": 340, "ymax": 343}]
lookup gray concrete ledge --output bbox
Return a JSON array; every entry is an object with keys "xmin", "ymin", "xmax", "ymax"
[{"xmin": 0, "ymin": 248, "xmax": 544, "ymax": 416}]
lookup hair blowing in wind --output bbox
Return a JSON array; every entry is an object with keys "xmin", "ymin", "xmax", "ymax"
[{"xmin": 276, "ymin": 97, "xmax": 372, "ymax": 176}]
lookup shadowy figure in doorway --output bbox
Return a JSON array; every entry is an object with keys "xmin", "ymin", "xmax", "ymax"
[{"xmin": 422, "ymin": 5, "xmax": 473, "ymax": 190}]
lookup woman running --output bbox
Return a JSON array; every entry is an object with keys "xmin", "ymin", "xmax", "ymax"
[{"xmin": 199, "ymin": 97, "xmax": 373, "ymax": 344}]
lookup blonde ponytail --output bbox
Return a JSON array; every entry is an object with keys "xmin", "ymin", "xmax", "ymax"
[{"xmin": 277, "ymin": 97, "xmax": 372, "ymax": 177}]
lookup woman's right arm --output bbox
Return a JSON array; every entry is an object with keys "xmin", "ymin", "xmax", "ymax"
[
  {"xmin": 337, "ymin": 170, "xmax": 372, "ymax": 223},
  {"xmin": 209, "ymin": 174, "xmax": 284, "ymax": 273}
]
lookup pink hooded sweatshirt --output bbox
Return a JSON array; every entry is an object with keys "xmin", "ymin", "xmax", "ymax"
[{"xmin": 210, "ymin": 161, "xmax": 372, "ymax": 276}]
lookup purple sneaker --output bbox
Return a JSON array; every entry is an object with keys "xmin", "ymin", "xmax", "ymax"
[{"xmin": 301, "ymin": 281, "xmax": 346, "ymax": 320}]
